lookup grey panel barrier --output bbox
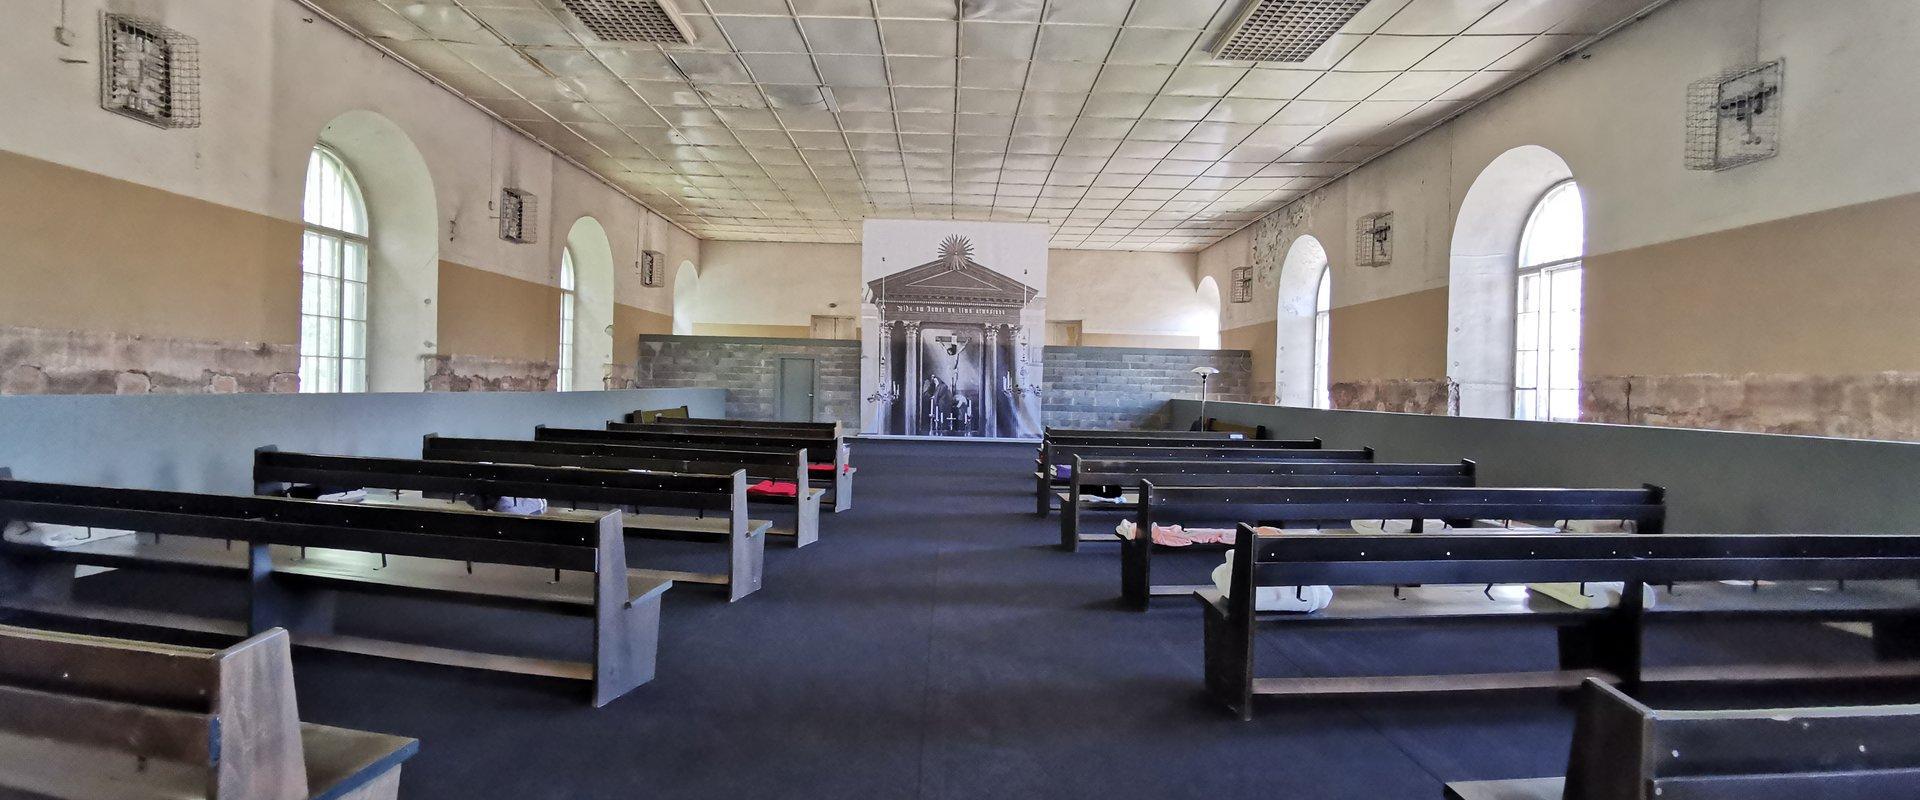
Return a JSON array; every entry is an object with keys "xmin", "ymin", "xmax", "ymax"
[
  {"xmin": 0, "ymin": 388, "xmax": 725, "ymax": 494},
  {"xmin": 1172, "ymin": 399, "xmax": 1920, "ymax": 533}
]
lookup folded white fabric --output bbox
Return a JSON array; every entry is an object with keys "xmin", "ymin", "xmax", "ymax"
[
  {"xmin": 489, "ymin": 497, "xmax": 548, "ymax": 515},
  {"xmin": 1083, "ymin": 494, "xmax": 1129, "ymax": 505},
  {"xmin": 1348, "ymin": 518, "xmax": 1450, "ymax": 534},
  {"xmin": 3, "ymin": 520, "xmax": 137, "ymax": 548},
  {"xmin": 318, "ymin": 489, "xmax": 366, "ymax": 503},
  {"xmin": 1528, "ymin": 581, "xmax": 1657, "ymax": 610},
  {"xmin": 1212, "ymin": 550, "xmax": 1333, "ymax": 613}
]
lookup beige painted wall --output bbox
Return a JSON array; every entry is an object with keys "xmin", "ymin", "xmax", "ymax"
[
  {"xmin": 437, "ymin": 262, "xmax": 559, "ymax": 363},
  {"xmin": 1585, "ymin": 192, "xmax": 1920, "ymax": 378},
  {"xmin": 0, "ymin": 151, "xmax": 299, "ymax": 345},
  {"xmin": 692, "ymin": 323, "xmax": 813, "ymax": 339},
  {"xmin": 613, "ymin": 303, "xmax": 673, "ymax": 368},
  {"xmin": 1192, "ymin": 0, "xmax": 1920, "ymax": 418},
  {"xmin": 1328, "ymin": 287, "xmax": 1450, "ymax": 382},
  {"xmin": 0, "ymin": 0, "xmax": 696, "ymax": 392},
  {"xmin": 1221, "ymin": 320, "xmax": 1278, "ymax": 402}
]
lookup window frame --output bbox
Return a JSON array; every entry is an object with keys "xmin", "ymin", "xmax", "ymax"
[
  {"xmin": 1513, "ymin": 180, "xmax": 1583, "ymax": 422},
  {"xmin": 557, "ymin": 248, "xmax": 577, "ymax": 392},
  {"xmin": 298, "ymin": 146, "xmax": 370, "ymax": 394},
  {"xmin": 1311, "ymin": 265, "xmax": 1332, "ymax": 410}
]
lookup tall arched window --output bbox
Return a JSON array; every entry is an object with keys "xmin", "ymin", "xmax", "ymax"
[
  {"xmin": 1514, "ymin": 180, "xmax": 1583, "ymax": 421},
  {"xmin": 1311, "ymin": 267, "xmax": 1332, "ymax": 410},
  {"xmin": 300, "ymin": 147, "xmax": 368, "ymax": 393},
  {"xmin": 557, "ymin": 248, "xmax": 576, "ymax": 391}
]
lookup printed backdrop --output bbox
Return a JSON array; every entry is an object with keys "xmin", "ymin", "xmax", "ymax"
[{"xmin": 860, "ymin": 220, "xmax": 1047, "ymax": 438}]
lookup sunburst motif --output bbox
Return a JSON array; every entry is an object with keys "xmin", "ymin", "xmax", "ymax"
[{"xmin": 937, "ymin": 235, "xmax": 973, "ymax": 262}]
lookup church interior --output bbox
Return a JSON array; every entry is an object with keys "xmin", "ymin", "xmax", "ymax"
[{"xmin": 3, "ymin": 1, "xmax": 1920, "ymax": 798}]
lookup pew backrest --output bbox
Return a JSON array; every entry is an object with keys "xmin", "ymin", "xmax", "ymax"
[
  {"xmin": 1048, "ymin": 443, "xmax": 1368, "ymax": 465},
  {"xmin": 254, "ymin": 448, "xmax": 747, "ymax": 517},
  {"xmin": 625, "ymin": 414, "xmax": 841, "ymax": 436},
  {"xmin": 1565, "ymin": 679, "xmax": 1920, "ymax": 800},
  {"xmin": 1044, "ymin": 427, "xmax": 1245, "ymax": 440},
  {"xmin": 1072, "ymin": 457, "xmax": 1474, "ymax": 488},
  {"xmin": 0, "ymin": 624, "xmax": 308, "ymax": 800},
  {"xmin": 422, "ymin": 435, "xmax": 808, "ymax": 491},
  {"xmin": 1146, "ymin": 484, "xmax": 1668, "ymax": 537}
]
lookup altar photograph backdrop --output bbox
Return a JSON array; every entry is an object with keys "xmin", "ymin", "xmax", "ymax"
[{"xmin": 860, "ymin": 220, "xmax": 1048, "ymax": 438}]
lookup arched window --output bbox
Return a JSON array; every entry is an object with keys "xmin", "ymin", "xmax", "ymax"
[
  {"xmin": 557, "ymin": 248, "xmax": 576, "ymax": 391},
  {"xmin": 299, "ymin": 147, "xmax": 368, "ymax": 393},
  {"xmin": 1311, "ymin": 267, "xmax": 1331, "ymax": 410},
  {"xmin": 1514, "ymin": 180, "xmax": 1584, "ymax": 421}
]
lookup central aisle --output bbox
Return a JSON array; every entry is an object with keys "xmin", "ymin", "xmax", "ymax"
[{"xmin": 209, "ymin": 437, "xmax": 1868, "ymax": 799}]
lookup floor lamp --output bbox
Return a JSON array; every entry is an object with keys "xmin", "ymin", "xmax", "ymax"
[{"xmin": 1190, "ymin": 366, "xmax": 1219, "ymax": 431}]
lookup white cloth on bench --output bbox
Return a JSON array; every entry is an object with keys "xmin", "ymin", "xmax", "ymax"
[
  {"xmin": 1212, "ymin": 548, "xmax": 1334, "ymax": 613},
  {"xmin": 3, "ymin": 521, "xmax": 137, "ymax": 548},
  {"xmin": 1115, "ymin": 520, "xmax": 1236, "ymax": 546},
  {"xmin": 1528, "ymin": 581, "xmax": 1657, "ymax": 610}
]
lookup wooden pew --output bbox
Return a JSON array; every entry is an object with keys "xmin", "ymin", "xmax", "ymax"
[
  {"xmin": 1202, "ymin": 418, "xmax": 1266, "ymax": 439},
  {"xmin": 1141, "ymin": 484, "xmax": 1667, "ymax": 609},
  {"xmin": 1203, "ymin": 526, "xmax": 1920, "ymax": 719},
  {"xmin": 634, "ymin": 405, "xmax": 690, "ymax": 423},
  {"xmin": 253, "ymin": 448, "xmax": 769, "ymax": 601},
  {"xmin": 1446, "ymin": 679, "xmax": 1920, "ymax": 800},
  {"xmin": 0, "ymin": 624, "xmax": 416, "ymax": 800},
  {"xmin": 1056, "ymin": 458, "xmax": 1477, "ymax": 551},
  {"xmin": 422, "ymin": 435, "xmax": 825, "ymax": 548},
  {"xmin": 1034, "ymin": 440, "xmax": 1352, "ymax": 515},
  {"xmin": 625, "ymin": 412, "xmax": 842, "ymax": 437},
  {"xmin": 551, "ymin": 424, "xmax": 855, "ymax": 512},
  {"xmin": 1044, "ymin": 427, "xmax": 1246, "ymax": 440},
  {"xmin": 0, "ymin": 476, "xmax": 668, "ymax": 707}
]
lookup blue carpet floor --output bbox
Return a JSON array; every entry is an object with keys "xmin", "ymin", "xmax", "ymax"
[{"xmin": 66, "ymin": 438, "xmax": 1888, "ymax": 799}]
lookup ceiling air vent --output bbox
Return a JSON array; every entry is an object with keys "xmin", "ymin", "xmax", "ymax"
[
  {"xmin": 558, "ymin": 0, "xmax": 695, "ymax": 44},
  {"xmin": 1211, "ymin": 0, "xmax": 1371, "ymax": 63}
]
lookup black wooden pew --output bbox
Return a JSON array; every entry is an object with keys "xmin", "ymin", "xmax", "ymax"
[
  {"xmin": 625, "ymin": 412, "xmax": 842, "ymax": 437},
  {"xmin": 0, "ymin": 475, "xmax": 667, "ymax": 707},
  {"xmin": 1446, "ymin": 678, "xmax": 1920, "ymax": 800},
  {"xmin": 0, "ymin": 624, "xmax": 417, "ymax": 800},
  {"xmin": 1057, "ymin": 458, "xmax": 1477, "ymax": 551},
  {"xmin": 423, "ymin": 434, "xmax": 824, "ymax": 547},
  {"xmin": 590, "ymin": 423, "xmax": 856, "ymax": 511},
  {"xmin": 1139, "ymin": 484, "xmax": 1667, "ymax": 610},
  {"xmin": 1043, "ymin": 427, "xmax": 1246, "ymax": 440},
  {"xmin": 253, "ymin": 448, "xmax": 769, "ymax": 601},
  {"xmin": 1205, "ymin": 526, "xmax": 1920, "ymax": 719},
  {"xmin": 1035, "ymin": 440, "xmax": 1355, "ymax": 515}
]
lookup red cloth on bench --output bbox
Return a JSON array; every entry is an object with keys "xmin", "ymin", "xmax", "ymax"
[
  {"xmin": 808, "ymin": 464, "xmax": 854, "ymax": 475},
  {"xmin": 748, "ymin": 480, "xmax": 800, "ymax": 498}
]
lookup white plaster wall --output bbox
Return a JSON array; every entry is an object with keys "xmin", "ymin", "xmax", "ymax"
[
  {"xmin": 1196, "ymin": 0, "xmax": 1920, "ymax": 318},
  {"xmin": 692, "ymin": 242, "xmax": 1207, "ymax": 342},
  {"xmin": 0, "ymin": 0, "xmax": 691, "ymax": 314},
  {"xmin": 1048, "ymin": 250, "xmax": 1209, "ymax": 342}
]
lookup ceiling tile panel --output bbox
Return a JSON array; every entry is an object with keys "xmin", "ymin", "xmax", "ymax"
[{"xmin": 314, "ymin": 0, "xmax": 1649, "ymax": 249}]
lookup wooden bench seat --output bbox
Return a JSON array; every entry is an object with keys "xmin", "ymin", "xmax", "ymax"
[
  {"xmin": 426, "ymin": 435, "xmax": 824, "ymax": 547},
  {"xmin": 1445, "ymin": 679, "xmax": 1920, "ymax": 800},
  {"xmin": 254, "ymin": 448, "xmax": 768, "ymax": 601},
  {"xmin": 1034, "ymin": 441, "xmax": 1366, "ymax": 516},
  {"xmin": 1128, "ymin": 484, "xmax": 1666, "ymax": 609},
  {"xmin": 0, "ymin": 623, "xmax": 416, "ymax": 800},
  {"xmin": 1058, "ymin": 457, "xmax": 1475, "ymax": 550},
  {"xmin": 626, "ymin": 412, "xmax": 842, "ymax": 437},
  {"xmin": 543, "ymin": 424, "xmax": 855, "ymax": 512},
  {"xmin": 1204, "ymin": 528, "xmax": 1920, "ymax": 718},
  {"xmin": 0, "ymin": 475, "xmax": 665, "ymax": 707}
]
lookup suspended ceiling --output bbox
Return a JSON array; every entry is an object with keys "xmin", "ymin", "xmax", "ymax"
[{"xmin": 306, "ymin": 0, "xmax": 1654, "ymax": 250}]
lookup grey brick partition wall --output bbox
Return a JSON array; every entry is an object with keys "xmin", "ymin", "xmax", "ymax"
[
  {"xmin": 1042, "ymin": 346, "xmax": 1252, "ymax": 430},
  {"xmin": 632, "ymin": 336, "xmax": 1252, "ymax": 432},
  {"xmin": 636, "ymin": 335, "xmax": 861, "ymax": 426}
]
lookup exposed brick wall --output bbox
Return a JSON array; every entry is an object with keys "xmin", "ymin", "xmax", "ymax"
[
  {"xmin": 0, "ymin": 325, "xmax": 297, "ymax": 395},
  {"xmin": 424, "ymin": 354, "xmax": 554, "ymax": 392},
  {"xmin": 1331, "ymin": 378, "xmax": 1454, "ymax": 415},
  {"xmin": 1042, "ymin": 346, "xmax": 1252, "ymax": 430},
  {"xmin": 1584, "ymin": 373, "xmax": 1920, "ymax": 441},
  {"xmin": 634, "ymin": 335, "xmax": 859, "ymax": 425}
]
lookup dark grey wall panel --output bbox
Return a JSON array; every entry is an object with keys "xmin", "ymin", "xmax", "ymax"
[
  {"xmin": 1173, "ymin": 400, "xmax": 1920, "ymax": 533},
  {"xmin": 1045, "ymin": 346, "xmax": 1251, "ymax": 430},
  {"xmin": 0, "ymin": 388, "xmax": 724, "ymax": 494}
]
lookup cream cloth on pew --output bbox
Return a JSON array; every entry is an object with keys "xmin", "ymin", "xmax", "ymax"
[
  {"xmin": 3, "ymin": 520, "xmax": 136, "ymax": 548},
  {"xmin": 1212, "ymin": 547, "xmax": 1334, "ymax": 613},
  {"xmin": 1528, "ymin": 582, "xmax": 1658, "ymax": 610}
]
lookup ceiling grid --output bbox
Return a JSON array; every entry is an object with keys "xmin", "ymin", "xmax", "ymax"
[{"xmin": 311, "ymin": 0, "xmax": 1649, "ymax": 250}]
